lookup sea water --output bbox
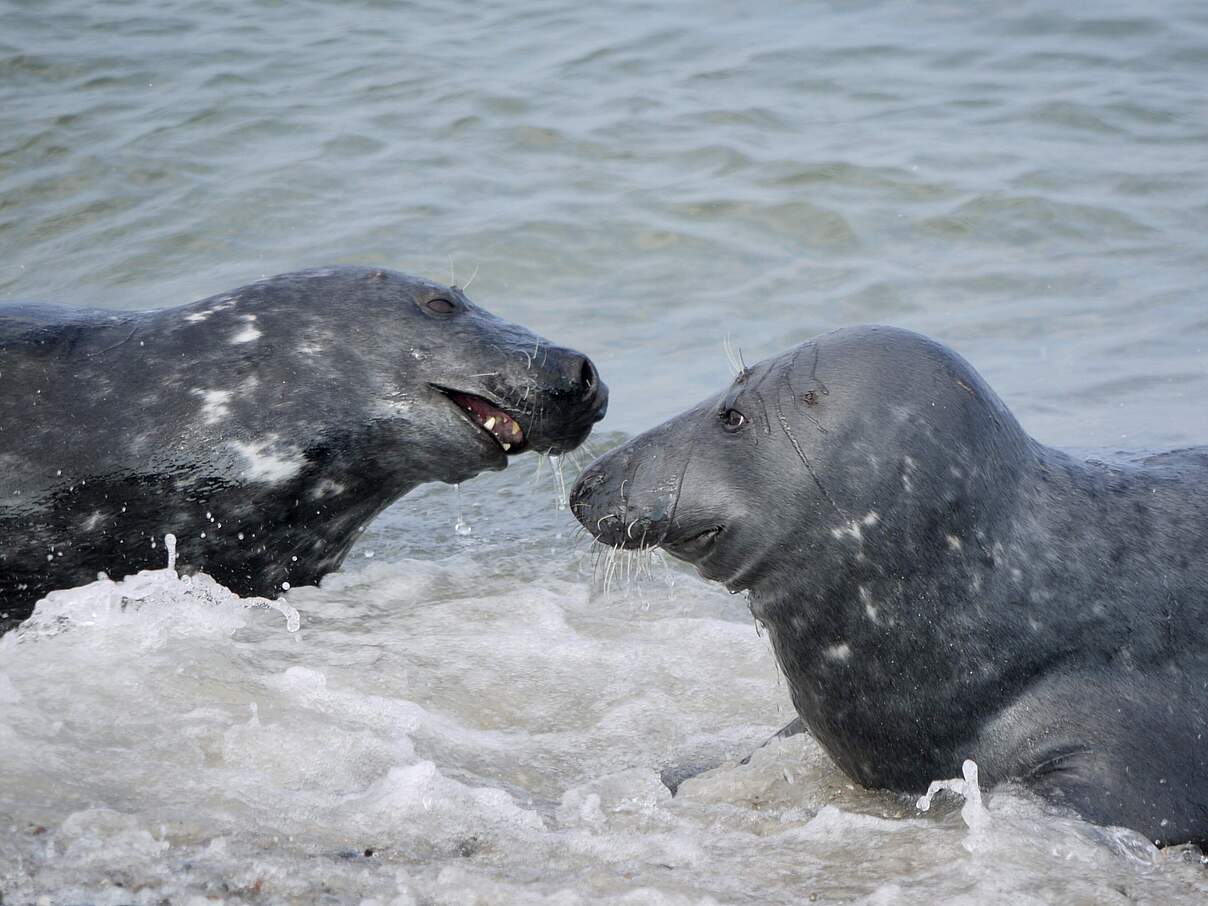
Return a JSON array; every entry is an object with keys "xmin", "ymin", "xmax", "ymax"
[{"xmin": 4, "ymin": 0, "xmax": 1208, "ymax": 901}]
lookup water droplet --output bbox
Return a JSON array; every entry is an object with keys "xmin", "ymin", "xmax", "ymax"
[
  {"xmin": 454, "ymin": 483, "xmax": 472, "ymax": 536},
  {"xmin": 552, "ymin": 454, "xmax": 568, "ymax": 511}
]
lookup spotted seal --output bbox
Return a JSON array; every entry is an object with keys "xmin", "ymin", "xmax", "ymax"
[
  {"xmin": 570, "ymin": 325, "xmax": 1208, "ymax": 846},
  {"xmin": 0, "ymin": 266, "xmax": 606, "ymax": 631}
]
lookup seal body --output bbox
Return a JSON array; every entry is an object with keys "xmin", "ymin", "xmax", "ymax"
[
  {"xmin": 1, "ymin": 267, "xmax": 606, "ymax": 630},
  {"xmin": 570, "ymin": 326, "xmax": 1208, "ymax": 845}
]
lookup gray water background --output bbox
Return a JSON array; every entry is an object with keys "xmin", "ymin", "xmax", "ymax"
[
  {"xmin": 3, "ymin": 0, "xmax": 1208, "ymax": 903},
  {"xmin": 5, "ymin": 0, "xmax": 1207, "ymax": 445}
]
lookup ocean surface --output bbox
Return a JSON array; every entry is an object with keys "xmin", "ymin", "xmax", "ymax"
[{"xmin": 3, "ymin": 0, "xmax": 1208, "ymax": 902}]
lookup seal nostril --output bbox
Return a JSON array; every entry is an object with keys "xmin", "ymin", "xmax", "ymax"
[{"xmin": 580, "ymin": 357, "xmax": 597, "ymax": 394}]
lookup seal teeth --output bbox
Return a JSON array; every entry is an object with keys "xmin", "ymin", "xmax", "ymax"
[{"xmin": 440, "ymin": 388, "xmax": 527, "ymax": 452}]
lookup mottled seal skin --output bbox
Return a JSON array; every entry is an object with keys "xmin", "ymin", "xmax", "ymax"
[
  {"xmin": 570, "ymin": 326, "xmax": 1208, "ymax": 846},
  {"xmin": 0, "ymin": 267, "xmax": 607, "ymax": 631}
]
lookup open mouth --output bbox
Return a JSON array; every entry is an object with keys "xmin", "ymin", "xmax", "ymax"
[{"xmin": 433, "ymin": 386, "xmax": 527, "ymax": 454}]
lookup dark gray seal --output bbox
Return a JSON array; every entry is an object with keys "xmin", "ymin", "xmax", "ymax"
[
  {"xmin": 570, "ymin": 325, "xmax": 1208, "ymax": 846},
  {"xmin": 0, "ymin": 266, "xmax": 606, "ymax": 632}
]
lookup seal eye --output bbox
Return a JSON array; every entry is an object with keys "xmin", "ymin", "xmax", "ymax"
[
  {"xmin": 721, "ymin": 408, "xmax": 747, "ymax": 433},
  {"xmin": 425, "ymin": 297, "xmax": 456, "ymax": 315}
]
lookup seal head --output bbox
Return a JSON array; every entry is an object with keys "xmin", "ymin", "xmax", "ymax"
[{"xmin": 571, "ymin": 326, "xmax": 1026, "ymax": 594}]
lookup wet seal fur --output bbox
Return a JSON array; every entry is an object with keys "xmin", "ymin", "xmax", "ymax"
[
  {"xmin": 0, "ymin": 267, "xmax": 606, "ymax": 632},
  {"xmin": 570, "ymin": 326, "xmax": 1208, "ymax": 846}
]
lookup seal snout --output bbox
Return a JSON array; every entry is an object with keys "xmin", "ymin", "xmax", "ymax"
[
  {"xmin": 517, "ymin": 346, "xmax": 609, "ymax": 455},
  {"xmin": 569, "ymin": 447, "xmax": 676, "ymax": 551}
]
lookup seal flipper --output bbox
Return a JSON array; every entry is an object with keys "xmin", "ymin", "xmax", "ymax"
[
  {"xmin": 738, "ymin": 715, "xmax": 807, "ymax": 764},
  {"xmin": 660, "ymin": 717, "xmax": 808, "ymax": 796}
]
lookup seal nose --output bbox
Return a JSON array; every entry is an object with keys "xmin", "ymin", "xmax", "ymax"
[
  {"xmin": 569, "ymin": 466, "xmax": 627, "ymax": 546},
  {"xmin": 551, "ymin": 349, "xmax": 608, "ymax": 421},
  {"xmin": 551, "ymin": 349, "xmax": 598, "ymax": 398}
]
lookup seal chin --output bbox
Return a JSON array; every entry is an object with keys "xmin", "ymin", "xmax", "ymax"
[
  {"xmin": 431, "ymin": 385, "xmax": 528, "ymax": 457},
  {"xmin": 661, "ymin": 525, "xmax": 723, "ymax": 564},
  {"xmin": 664, "ymin": 525, "xmax": 761, "ymax": 593}
]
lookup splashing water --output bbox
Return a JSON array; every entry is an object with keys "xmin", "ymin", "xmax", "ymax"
[
  {"xmin": 551, "ymin": 454, "xmax": 568, "ymax": 511},
  {"xmin": 13, "ymin": 534, "xmax": 301, "ymax": 637},
  {"xmin": 453, "ymin": 483, "xmax": 472, "ymax": 536},
  {"xmin": 917, "ymin": 759, "xmax": 992, "ymax": 851}
]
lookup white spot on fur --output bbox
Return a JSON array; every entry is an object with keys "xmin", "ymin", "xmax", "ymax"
[
  {"xmin": 193, "ymin": 389, "xmax": 234, "ymax": 424},
  {"xmin": 297, "ymin": 341, "xmax": 324, "ymax": 356},
  {"xmin": 310, "ymin": 479, "xmax": 346, "ymax": 499},
  {"xmin": 859, "ymin": 586, "xmax": 879, "ymax": 623},
  {"xmin": 947, "ymin": 534, "xmax": 962, "ymax": 551},
  {"xmin": 81, "ymin": 511, "xmax": 104, "ymax": 532},
  {"xmin": 184, "ymin": 297, "xmax": 237, "ymax": 323},
  {"xmin": 831, "ymin": 512, "xmax": 878, "ymax": 542},
  {"xmin": 230, "ymin": 315, "xmax": 261, "ymax": 344},
  {"xmin": 228, "ymin": 436, "xmax": 303, "ymax": 483},
  {"xmin": 824, "ymin": 643, "xmax": 851, "ymax": 662},
  {"xmin": 831, "ymin": 523, "xmax": 862, "ymax": 542}
]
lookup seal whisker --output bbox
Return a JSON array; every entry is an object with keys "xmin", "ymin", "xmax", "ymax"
[{"xmin": 723, "ymin": 334, "xmax": 741, "ymax": 377}]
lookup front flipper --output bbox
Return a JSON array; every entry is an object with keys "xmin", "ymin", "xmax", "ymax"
[
  {"xmin": 980, "ymin": 666, "xmax": 1208, "ymax": 847},
  {"xmin": 1024, "ymin": 747, "xmax": 1208, "ymax": 847},
  {"xmin": 660, "ymin": 717, "xmax": 808, "ymax": 795}
]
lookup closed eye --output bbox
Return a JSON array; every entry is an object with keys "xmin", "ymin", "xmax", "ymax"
[{"xmin": 425, "ymin": 297, "xmax": 457, "ymax": 315}]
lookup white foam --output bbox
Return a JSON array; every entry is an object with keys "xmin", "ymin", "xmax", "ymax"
[
  {"xmin": 1, "ymin": 536, "xmax": 1202, "ymax": 903},
  {"xmin": 11, "ymin": 533, "xmax": 299, "ymax": 639}
]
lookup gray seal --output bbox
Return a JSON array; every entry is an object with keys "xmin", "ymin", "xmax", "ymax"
[
  {"xmin": 570, "ymin": 325, "xmax": 1208, "ymax": 846},
  {"xmin": 1, "ymin": 266, "xmax": 606, "ymax": 631}
]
